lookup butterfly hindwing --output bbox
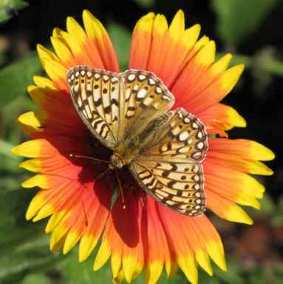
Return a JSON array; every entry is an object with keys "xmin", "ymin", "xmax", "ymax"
[
  {"xmin": 130, "ymin": 160, "xmax": 205, "ymax": 216},
  {"xmin": 120, "ymin": 70, "xmax": 175, "ymax": 140},
  {"xmin": 130, "ymin": 108, "xmax": 208, "ymax": 216}
]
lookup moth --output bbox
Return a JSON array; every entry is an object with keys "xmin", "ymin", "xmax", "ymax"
[{"xmin": 67, "ymin": 65, "xmax": 208, "ymax": 216}]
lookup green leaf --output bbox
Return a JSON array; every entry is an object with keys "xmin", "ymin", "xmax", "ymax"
[
  {"xmin": 62, "ymin": 251, "xmax": 192, "ymax": 284},
  {"xmin": 0, "ymin": 53, "xmax": 40, "ymax": 107},
  {"xmin": 0, "ymin": 139, "xmax": 17, "ymax": 158},
  {"xmin": 61, "ymin": 252, "xmax": 112, "ymax": 284},
  {"xmin": 0, "ymin": 0, "xmax": 28, "ymax": 22},
  {"xmin": 22, "ymin": 273, "xmax": 50, "ymax": 284},
  {"xmin": 108, "ymin": 22, "xmax": 131, "ymax": 69},
  {"xmin": 211, "ymin": 0, "xmax": 282, "ymax": 46},
  {"xmin": 0, "ymin": 254, "xmax": 60, "ymax": 283},
  {"xmin": 0, "ymin": 233, "xmax": 60, "ymax": 283}
]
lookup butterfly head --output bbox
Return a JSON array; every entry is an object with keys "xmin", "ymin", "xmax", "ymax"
[{"xmin": 109, "ymin": 153, "xmax": 125, "ymax": 170}]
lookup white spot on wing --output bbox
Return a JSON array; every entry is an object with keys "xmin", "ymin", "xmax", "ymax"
[
  {"xmin": 128, "ymin": 74, "xmax": 136, "ymax": 81},
  {"xmin": 137, "ymin": 89, "xmax": 147, "ymax": 99},
  {"xmin": 179, "ymin": 131, "xmax": 190, "ymax": 141}
]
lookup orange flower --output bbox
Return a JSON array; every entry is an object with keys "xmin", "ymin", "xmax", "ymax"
[{"xmin": 12, "ymin": 10, "xmax": 274, "ymax": 284}]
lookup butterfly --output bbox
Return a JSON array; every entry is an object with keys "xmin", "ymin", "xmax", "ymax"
[{"xmin": 67, "ymin": 65, "xmax": 208, "ymax": 216}]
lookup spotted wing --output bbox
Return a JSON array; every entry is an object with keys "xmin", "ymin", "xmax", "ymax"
[
  {"xmin": 129, "ymin": 108, "xmax": 208, "ymax": 216},
  {"xmin": 67, "ymin": 65, "xmax": 123, "ymax": 149},
  {"xmin": 120, "ymin": 69, "xmax": 175, "ymax": 141},
  {"xmin": 67, "ymin": 66, "xmax": 175, "ymax": 149}
]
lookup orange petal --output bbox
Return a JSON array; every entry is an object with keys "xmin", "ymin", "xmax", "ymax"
[
  {"xmin": 199, "ymin": 103, "xmax": 246, "ymax": 133},
  {"xmin": 97, "ymin": 192, "xmax": 144, "ymax": 282},
  {"xmin": 83, "ymin": 10, "xmax": 119, "ymax": 71},
  {"xmin": 207, "ymin": 191, "xmax": 253, "ymax": 224},
  {"xmin": 209, "ymin": 138, "xmax": 275, "ymax": 161},
  {"xmin": 129, "ymin": 12, "xmax": 155, "ymax": 70}
]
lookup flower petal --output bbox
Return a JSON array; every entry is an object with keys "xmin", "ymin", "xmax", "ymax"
[
  {"xmin": 157, "ymin": 201, "xmax": 226, "ymax": 283},
  {"xmin": 96, "ymin": 192, "xmax": 144, "ymax": 283},
  {"xmin": 199, "ymin": 103, "xmax": 246, "ymax": 134},
  {"xmin": 129, "ymin": 12, "xmax": 155, "ymax": 70},
  {"xmin": 209, "ymin": 138, "xmax": 275, "ymax": 161},
  {"xmin": 82, "ymin": 10, "xmax": 119, "ymax": 71},
  {"xmin": 207, "ymin": 191, "xmax": 253, "ymax": 224}
]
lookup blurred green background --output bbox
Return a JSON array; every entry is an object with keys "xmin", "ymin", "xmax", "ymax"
[{"xmin": 0, "ymin": 0, "xmax": 282, "ymax": 283}]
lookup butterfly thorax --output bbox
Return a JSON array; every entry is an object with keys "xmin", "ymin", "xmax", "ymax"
[
  {"xmin": 109, "ymin": 111, "xmax": 174, "ymax": 169},
  {"xmin": 109, "ymin": 137, "xmax": 145, "ymax": 169}
]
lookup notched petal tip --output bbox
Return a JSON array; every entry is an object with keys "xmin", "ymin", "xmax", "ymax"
[
  {"xmin": 180, "ymin": 24, "xmax": 201, "ymax": 50},
  {"xmin": 63, "ymin": 231, "xmax": 81, "ymax": 255},
  {"xmin": 206, "ymin": 241, "xmax": 227, "ymax": 271},
  {"xmin": 21, "ymin": 174, "xmax": 49, "ymax": 189},
  {"xmin": 18, "ymin": 111, "xmax": 42, "ymax": 129},
  {"xmin": 195, "ymin": 249, "xmax": 213, "ymax": 276},
  {"xmin": 220, "ymin": 64, "xmax": 245, "ymax": 94},
  {"xmin": 231, "ymin": 110, "xmax": 247, "ymax": 128},
  {"xmin": 145, "ymin": 261, "xmax": 163, "ymax": 284},
  {"xmin": 250, "ymin": 142, "xmax": 275, "ymax": 161},
  {"xmin": 79, "ymin": 234, "xmax": 100, "ymax": 263},
  {"xmin": 134, "ymin": 12, "xmax": 155, "ymax": 32},
  {"xmin": 93, "ymin": 240, "xmax": 111, "ymax": 271},
  {"xmin": 210, "ymin": 53, "xmax": 233, "ymax": 76},
  {"xmin": 66, "ymin": 16, "xmax": 86, "ymax": 40},
  {"xmin": 36, "ymin": 44, "xmax": 58, "ymax": 62},
  {"xmin": 19, "ymin": 159, "xmax": 41, "ymax": 173},
  {"xmin": 11, "ymin": 140, "xmax": 42, "ymax": 158},
  {"xmin": 195, "ymin": 40, "xmax": 216, "ymax": 66},
  {"xmin": 169, "ymin": 9, "xmax": 185, "ymax": 34},
  {"xmin": 178, "ymin": 256, "xmax": 198, "ymax": 284},
  {"xmin": 225, "ymin": 205, "xmax": 254, "ymax": 225}
]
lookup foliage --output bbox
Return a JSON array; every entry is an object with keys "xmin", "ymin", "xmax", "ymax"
[
  {"xmin": 0, "ymin": 53, "xmax": 40, "ymax": 106},
  {"xmin": 108, "ymin": 22, "xmax": 131, "ymax": 69},
  {"xmin": 211, "ymin": 0, "xmax": 282, "ymax": 46},
  {"xmin": 0, "ymin": 0, "xmax": 27, "ymax": 22}
]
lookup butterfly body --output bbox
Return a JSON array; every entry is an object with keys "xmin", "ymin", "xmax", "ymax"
[
  {"xmin": 110, "ymin": 110, "xmax": 175, "ymax": 169},
  {"xmin": 67, "ymin": 65, "xmax": 208, "ymax": 216}
]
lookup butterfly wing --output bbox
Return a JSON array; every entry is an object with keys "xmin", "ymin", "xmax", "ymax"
[
  {"xmin": 67, "ymin": 66, "xmax": 174, "ymax": 149},
  {"xmin": 129, "ymin": 108, "xmax": 208, "ymax": 216},
  {"xmin": 120, "ymin": 69, "xmax": 175, "ymax": 141},
  {"xmin": 67, "ymin": 66, "xmax": 123, "ymax": 149}
]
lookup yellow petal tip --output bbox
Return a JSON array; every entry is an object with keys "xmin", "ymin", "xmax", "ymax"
[
  {"xmin": 11, "ymin": 146, "xmax": 20, "ymax": 156},
  {"xmin": 225, "ymin": 205, "xmax": 254, "ymax": 225},
  {"xmin": 220, "ymin": 64, "xmax": 245, "ymax": 94},
  {"xmin": 18, "ymin": 111, "xmax": 42, "ymax": 129},
  {"xmin": 249, "ymin": 141, "xmax": 275, "ymax": 161}
]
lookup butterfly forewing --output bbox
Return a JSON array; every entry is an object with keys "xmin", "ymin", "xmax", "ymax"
[
  {"xmin": 130, "ymin": 108, "xmax": 208, "ymax": 216},
  {"xmin": 68, "ymin": 66, "xmax": 122, "ymax": 149}
]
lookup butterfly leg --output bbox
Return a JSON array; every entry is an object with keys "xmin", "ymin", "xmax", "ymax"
[
  {"xmin": 94, "ymin": 167, "xmax": 111, "ymax": 181},
  {"xmin": 115, "ymin": 170, "xmax": 126, "ymax": 209}
]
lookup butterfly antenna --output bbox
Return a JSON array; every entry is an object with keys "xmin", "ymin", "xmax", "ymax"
[
  {"xmin": 69, "ymin": 153, "xmax": 109, "ymax": 164},
  {"xmin": 115, "ymin": 170, "xmax": 126, "ymax": 209}
]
